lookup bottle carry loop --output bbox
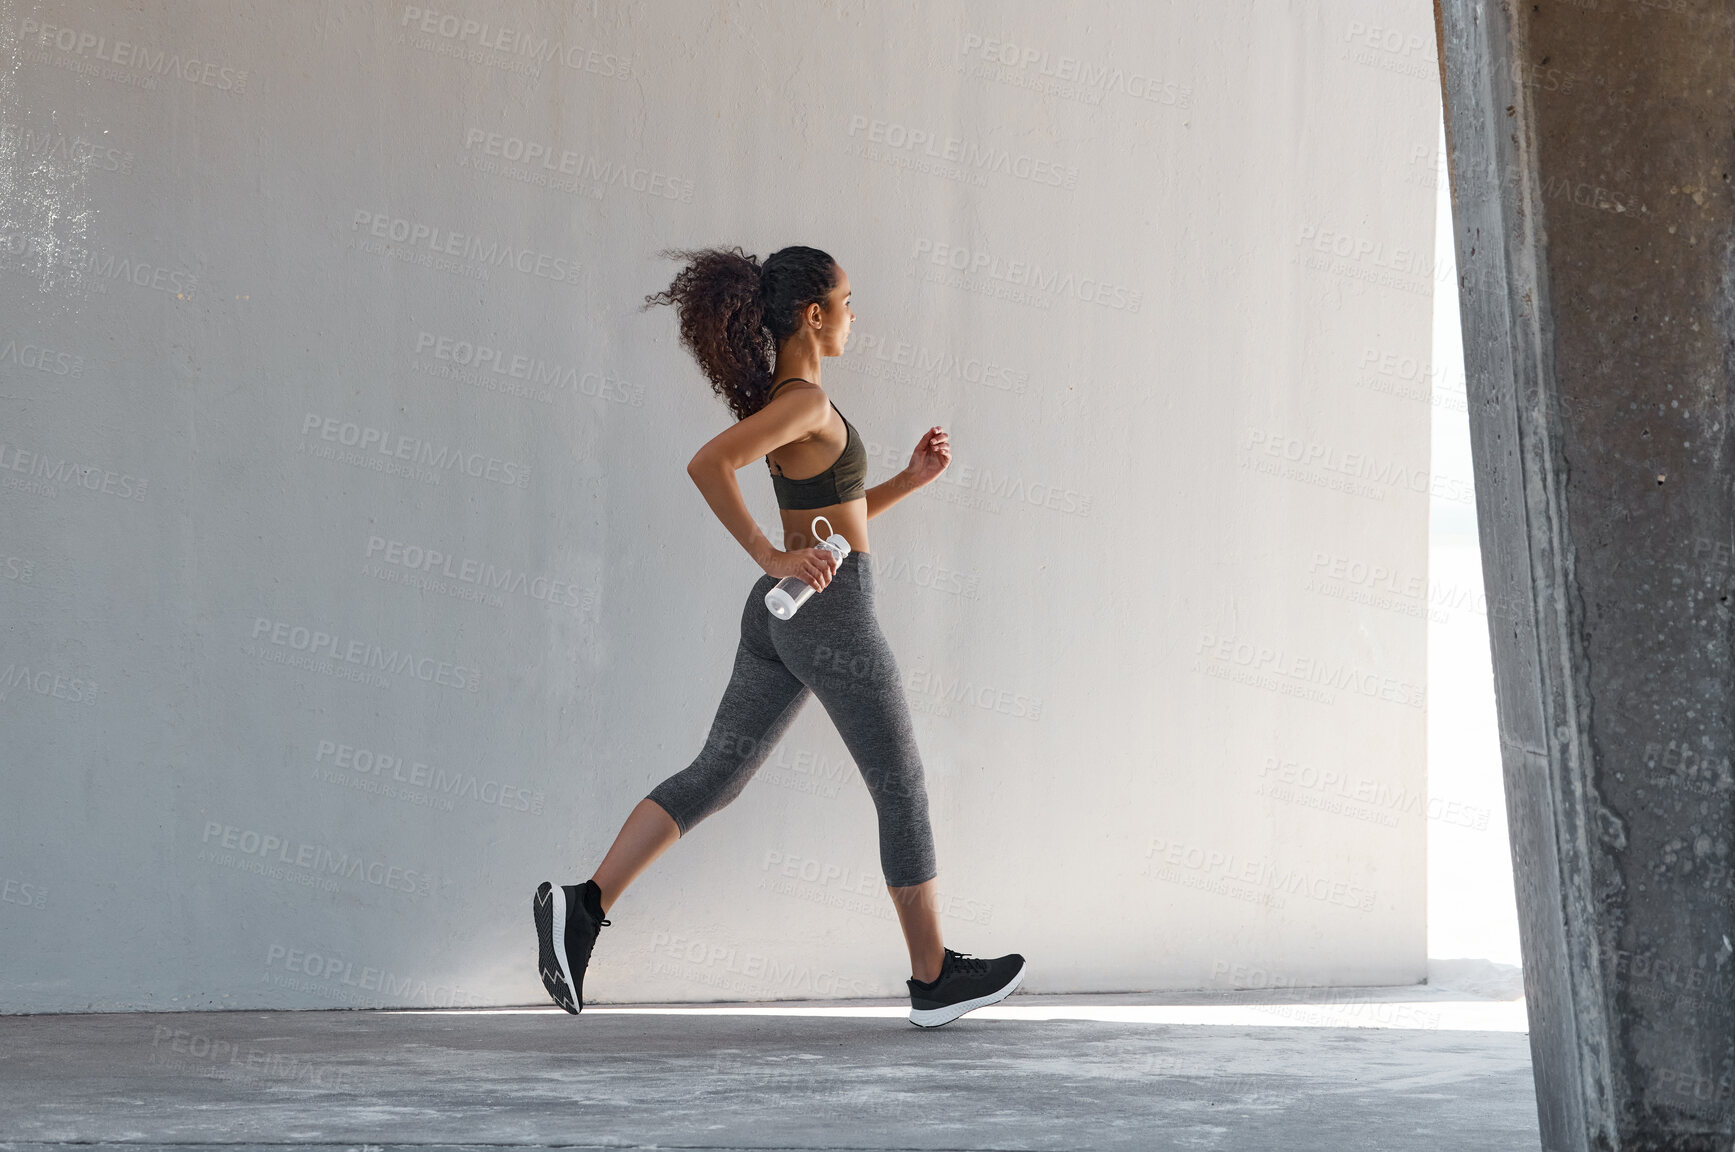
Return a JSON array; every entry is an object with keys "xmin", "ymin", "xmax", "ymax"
[{"xmin": 810, "ymin": 514, "xmax": 834, "ymax": 545}]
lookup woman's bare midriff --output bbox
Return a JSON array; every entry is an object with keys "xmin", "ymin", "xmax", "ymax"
[
  {"xmin": 778, "ymin": 498, "xmax": 868, "ymax": 556},
  {"xmin": 766, "ymin": 397, "xmax": 870, "ymax": 556}
]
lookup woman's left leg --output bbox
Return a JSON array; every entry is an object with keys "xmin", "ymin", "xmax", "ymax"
[
  {"xmin": 888, "ymin": 878, "xmax": 945, "ymax": 984},
  {"xmin": 589, "ymin": 798, "xmax": 680, "ymax": 914},
  {"xmin": 767, "ymin": 552, "xmax": 944, "ymax": 982}
]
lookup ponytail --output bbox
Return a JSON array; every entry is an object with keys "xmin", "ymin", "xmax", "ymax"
[{"xmin": 645, "ymin": 245, "xmax": 838, "ymax": 421}]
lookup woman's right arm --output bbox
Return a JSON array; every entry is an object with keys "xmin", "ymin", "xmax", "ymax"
[{"xmin": 686, "ymin": 387, "xmax": 840, "ymax": 589}]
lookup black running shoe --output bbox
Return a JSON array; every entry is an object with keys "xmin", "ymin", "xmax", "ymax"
[
  {"xmin": 907, "ymin": 948, "xmax": 1026, "ymax": 1028},
  {"xmin": 533, "ymin": 881, "xmax": 609, "ymax": 1013}
]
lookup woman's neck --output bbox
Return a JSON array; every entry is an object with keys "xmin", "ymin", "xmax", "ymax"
[{"xmin": 772, "ymin": 341, "xmax": 822, "ymax": 389}]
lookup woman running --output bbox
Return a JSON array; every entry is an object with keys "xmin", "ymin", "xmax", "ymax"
[{"xmin": 533, "ymin": 245, "xmax": 1025, "ymax": 1028}]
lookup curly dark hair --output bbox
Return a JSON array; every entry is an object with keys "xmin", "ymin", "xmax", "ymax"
[{"xmin": 643, "ymin": 245, "xmax": 839, "ymax": 421}]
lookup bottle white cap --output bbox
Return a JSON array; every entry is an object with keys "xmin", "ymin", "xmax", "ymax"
[{"xmin": 811, "ymin": 516, "xmax": 851, "ymax": 561}]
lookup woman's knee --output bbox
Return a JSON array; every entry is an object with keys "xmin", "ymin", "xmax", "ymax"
[
  {"xmin": 643, "ymin": 777, "xmax": 696, "ymax": 834},
  {"xmin": 641, "ymin": 793, "xmax": 688, "ymax": 836},
  {"xmin": 647, "ymin": 756, "xmax": 744, "ymax": 832}
]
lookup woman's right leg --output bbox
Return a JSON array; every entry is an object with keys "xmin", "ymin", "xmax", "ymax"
[
  {"xmin": 538, "ymin": 579, "xmax": 807, "ymax": 1014},
  {"xmin": 594, "ymin": 575, "xmax": 809, "ymax": 912}
]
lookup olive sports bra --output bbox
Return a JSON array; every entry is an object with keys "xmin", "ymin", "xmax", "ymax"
[{"xmin": 763, "ymin": 378, "xmax": 868, "ymax": 509}]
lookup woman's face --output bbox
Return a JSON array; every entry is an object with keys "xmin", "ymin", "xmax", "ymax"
[{"xmin": 812, "ymin": 265, "xmax": 853, "ymax": 357}]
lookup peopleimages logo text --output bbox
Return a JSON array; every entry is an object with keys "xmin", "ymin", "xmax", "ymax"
[
  {"xmin": 0, "ymin": 121, "xmax": 134, "ymax": 174},
  {"xmin": 413, "ymin": 331, "xmax": 643, "ymax": 405},
  {"xmin": 0, "ymin": 440, "xmax": 148, "ymax": 500},
  {"xmin": 201, "ymin": 823, "xmax": 433, "ymax": 896},
  {"xmin": 846, "ymin": 116, "xmax": 1078, "ymax": 188},
  {"xmin": 0, "ymin": 661, "xmax": 99, "ymax": 706},
  {"xmin": 0, "ymin": 336, "xmax": 83, "ymax": 377},
  {"xmin": 912, "ymin": 239, "xmax": 1142, "ymax": 312},
  {"xmin": 351, "ymin": 210, "xmax": 580, "ymax": 285},
  {"xmin": 19, "ymin": 18, "xmax": 250, "ymax": 91},
  {"xmin": 399, "ymin": 7, "xmax": 631, "ymax": 77},
  {"xmin": 314, "ymin": 739, "xmax": 545, "ymax": 815},
  {"xmin": 461, "ymin": 130, "xmax": 692, "ymax": 202},
  {"xmin": 366, "ymin": 535, "xmax": 587, "ymax": 609},
  {"xmin": 301, "ymin": 413, "xmax": 531, "ymax": 488},
  {"xmin": 958, "ymin": 33, "xmax": 1192, "ymax": 108},
  {"xmin": 250, "ymin": 616, "xmax": 482, "ymax": 693}
]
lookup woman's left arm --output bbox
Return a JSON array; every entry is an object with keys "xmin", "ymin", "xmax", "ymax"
[{"xmin": 866, "ymin": 426, "xmax": 950, "ymax": 520}]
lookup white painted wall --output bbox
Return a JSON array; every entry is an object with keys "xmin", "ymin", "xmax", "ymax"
[
  {"xmin": 0, "ymin": 0, "xmax": 1441, "ymax": 1011},
  {"xmin": 1426, "ymin": 115, "xmax": 1522, "ymax": 971}
]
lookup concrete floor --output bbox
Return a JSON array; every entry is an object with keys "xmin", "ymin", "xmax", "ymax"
[{"xmin": 0, "ymin": 982, "xmax": 1540, "ymax": 1152}]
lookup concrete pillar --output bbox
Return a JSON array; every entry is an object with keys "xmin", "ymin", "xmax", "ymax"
[{"xmin": 1435, "ymin": 2, "xmax": 1735, "ymax": 1148}]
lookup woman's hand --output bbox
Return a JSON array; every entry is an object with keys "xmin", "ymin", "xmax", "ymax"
[
  {"xmin": 762, "ymin": 546, "xmax": 841, "ymax": 592},
  {"xmin": 904, "ymin": 426, "xmax": 951, "ymax": 489}
]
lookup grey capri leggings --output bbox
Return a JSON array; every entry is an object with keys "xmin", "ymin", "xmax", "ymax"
[{"xmin": 645, "ymin": 550, "xmax": 937, "ymax": 888}]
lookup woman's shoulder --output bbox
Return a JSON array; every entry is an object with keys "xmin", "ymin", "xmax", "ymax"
[
  {"xmin": 765, "ymin": 378, "xmax": 831, "ymax": 417},
  {"xmin": 769, "ymin": 376, "xmax": 824, "ymax": 399}
]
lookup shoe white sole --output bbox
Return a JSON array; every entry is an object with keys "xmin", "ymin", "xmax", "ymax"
[
  {"xmin": 908, "ymin": 961, "xmax": 1026, "ymax": 1028},
  {"xmin": 534, "ymin": 881, "xmax": 578, "ymax": 1013},
  {"xmin": 551, "ymin": 884, "xmax": 578, "ymax": 1005}
]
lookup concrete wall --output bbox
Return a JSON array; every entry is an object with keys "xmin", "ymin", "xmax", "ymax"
[
  {"xmin": 1437, "ymin": 0, "xmax": 1735, "ymax": 1146},
  {"xmin": 0, "ymin": 0, "xmax": 1440, "ymax": 1012}
]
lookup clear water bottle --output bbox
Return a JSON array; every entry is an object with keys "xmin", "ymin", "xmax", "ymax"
[{"xmin": 765, "ymin": 515, "xmax": 852, "ymax": 620}]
